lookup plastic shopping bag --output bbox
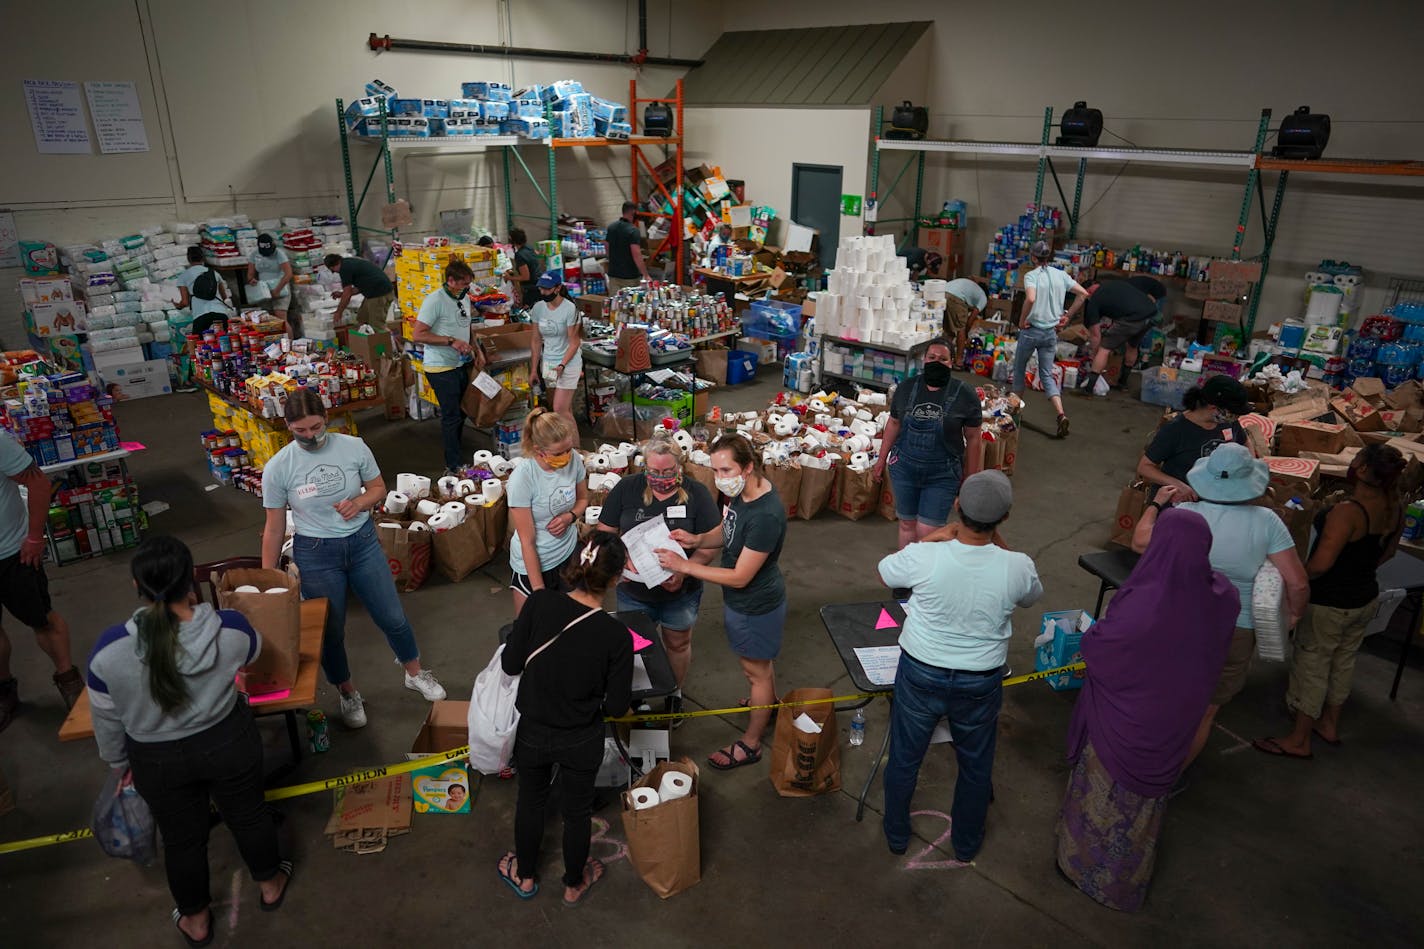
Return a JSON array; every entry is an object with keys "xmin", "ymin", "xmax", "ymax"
[
  {"xmin": 467, "ymin": 644, "xmax": 521, "ymax": 775},
  {"xmin": 91, "ymin": 767, "xmax": 157, "ymax": 865}
]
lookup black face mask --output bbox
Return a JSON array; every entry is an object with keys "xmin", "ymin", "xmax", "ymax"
[
  {"xmin": 922, "ymin": 361, "xmax": 951, "ymax": 387},
  {"xmin": 541, "ymin": 292, "xmax": 556, "ymax": 302}
]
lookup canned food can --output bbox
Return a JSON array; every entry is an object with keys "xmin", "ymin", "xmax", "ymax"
[{"xmin": 307, "ymin": 709, "xmax": 330, "ymax": 753}]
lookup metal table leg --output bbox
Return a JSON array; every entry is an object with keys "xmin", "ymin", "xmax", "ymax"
[
  {"xmin": 856, "ymin": 706, "xmax": 893, "ymax": 823},
  {"xmin": 1390, "ymin": 598, "xmax": 1420, "ymax": 701},
  {"xmin": 284, "ymin": 710, "xmax": 303, "ymax": 763},
  {"xmin": 1093, "ymin": 580, "xmax": 1110, "ymax": 619}
]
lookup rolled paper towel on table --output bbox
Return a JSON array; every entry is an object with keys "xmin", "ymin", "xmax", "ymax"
[
  {"xmin": 657, "ymin": 771, "xmax": 692, "ymax": 802},
  {"xmin": 630, "ymin": 786, "xmax": 660, "ymax": 810},
  {"xmin": 416, "ymin": 499, "xmax": 441, "ymax": 517},
  {"xmin": 384, "ymin": 490, "xmax": 409, "ymax": 513}
]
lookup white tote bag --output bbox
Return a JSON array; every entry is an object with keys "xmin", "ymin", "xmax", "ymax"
[{"xmin": 466, "ymin": 607, "xmax": 599, "ymax": 775}]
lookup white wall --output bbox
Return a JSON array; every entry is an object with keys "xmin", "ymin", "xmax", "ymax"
[
  {"xmin": 715, "ymin": 0, "xmax": 1424, "ymax": 326},
  {"xmin": 1, "ymin": 0, "xmax": 719, "ymax": 344},
  {"xmin": 682, "ymin": 107, "xmax": 870, "ymax": 249}
]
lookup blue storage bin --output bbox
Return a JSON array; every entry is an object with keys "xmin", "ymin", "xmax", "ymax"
[
  {"xmin": 741, "ymin": 300, "xmax": 802, "ymax": 342},
  {"xmin": 727, "ymin": 349, "xmax": 759, "ymax": 385}
]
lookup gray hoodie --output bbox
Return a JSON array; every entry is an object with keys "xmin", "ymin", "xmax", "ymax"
[{"xmin": 87, "ymin": 603, "xmax": 261, "ymax": 768}]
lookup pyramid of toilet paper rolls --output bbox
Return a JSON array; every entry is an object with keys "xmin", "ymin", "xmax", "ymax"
[{"xmin": 813, "ymin": 235, "xmax": 946, "ymax": 349}]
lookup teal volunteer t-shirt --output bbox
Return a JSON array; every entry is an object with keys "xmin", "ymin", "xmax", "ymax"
[
  {"xmin": 945, "ymin": 278, "xmax": 988, "ymax": 312},
  {"xmin": 0, "ymin": 431, "xmax": 36, "ymax": 559},
  {"xmin": 532, "ymin": 298, "xmax": 580, "ymax": 367},
  {"xmin": 1177, "ymin": 501, "xmax": 1295, "ymax": 629},
  {"xmin": 262, "ymin": 434, "xmax": 380, "ymax": 538},
  {"xmin": 253, "ymin": 249, "xmax": 291, "ymax": 297},
  {"xmin": 721, "ymin": 489, "xmax": 787, "ymax": 615},
  {"xmin": 507, "ymin": 454, "xmax": 587, "ymax": 576},
  {"xmin": 416, "ymin": 289, "xmax": 472, "ymax": 370},
  {"xmin": 1023, "ymin": 265, "xmax": 1080, "ymax": 329}
]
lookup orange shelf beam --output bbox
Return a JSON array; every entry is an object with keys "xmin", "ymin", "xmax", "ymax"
[{"xmin": 1254, "ymin": 157, "xmax": 1424, "ymax": 177}]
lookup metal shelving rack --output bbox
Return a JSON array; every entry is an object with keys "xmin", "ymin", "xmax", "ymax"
[{"xmin": 336, "ymin": 79, "xmax": 685, "ymax": 279}]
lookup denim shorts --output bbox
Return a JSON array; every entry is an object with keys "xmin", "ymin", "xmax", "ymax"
[
  {"xmin": 616, "ymin": 585, "xmax": 703, "ymax": 630},
  {"xmin": 723, "ymin": 601, "xmax": 787, "ymax": 661},
  {"xmin": 887, "ymin": 453, "xmax": 961, "ymax": 526}
]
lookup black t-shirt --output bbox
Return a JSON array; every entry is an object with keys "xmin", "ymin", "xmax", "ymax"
[
  {"xmin": 598, "ymin": 474, "xmax": 721, "ymax": 603},
  {"xmin": 721, "ymin": 489, "xmax": 786, "ymax": 615},
  {"xmin": 502, "ymin": 590, "xmax": 633, "ymax": 728},
  {"xmin": 1145, "ymin": 414, "xmax": 1250, "ymax": 483},
  {"xmin": 606, "ymin": 219, "xmax": 643, "ymax": 279},
  {"xmin": 513, "ymin": 246, "xmax": 543, "ymax": 304},
  {"xmin": 338, "ymin": 257, "xmax": 393, "ymax": 297},
  {"xmin": 1084, "ymin": 278, "xmax": 1158, "ymax": 328},
  {"xmin": 889, "ymin": 374, "xmax": 983, "ymax": 460}
]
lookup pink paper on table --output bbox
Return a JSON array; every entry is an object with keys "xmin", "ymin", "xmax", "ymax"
[
  {"xmin": 119, "ymin": 441, "xmax": 147, "ymax": 452},
  {"xmin": 629, "ymin": 627, "xmax": 653, "ymax": 652},
  {"xmin": 875, "ymin": 608, "xmax": 899, "ymax": 631},
  {"xmin": 248, "ymin": 688, "xmax": 292, "ymax": 705}
]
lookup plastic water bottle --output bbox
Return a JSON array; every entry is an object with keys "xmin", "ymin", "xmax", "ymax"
[{"xmin": 849, "ymin": 709, "xmax": 866, "ymax": 747}]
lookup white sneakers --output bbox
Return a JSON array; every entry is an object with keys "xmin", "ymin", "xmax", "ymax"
[
  {"xmin": 404, "ymin": 668, "xmax": 447, "ymax": 701},
  {"xmin": 339, "ymin": 690, "xmax": 367, "ymax": 729}
]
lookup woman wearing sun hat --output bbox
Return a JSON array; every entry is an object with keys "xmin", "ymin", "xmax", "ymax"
[{"xmin": 1131, "ymin": 442, "xmax": 1309, "ymax": 774}]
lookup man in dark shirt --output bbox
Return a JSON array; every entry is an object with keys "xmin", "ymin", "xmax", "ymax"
[
  {"xmin": 502, "ymin": 228, "xmax": 543, "ymax": 307},
  {"xmin": 606, "ymin": 201, "xmax": 647, "ymax": 292},
  {"xmin": 1079, "ymin": 276, "xmax": 1166, "ymax": 394},
  {"xmin": 325, "ymin": 254, "xmax": 395, "ymax": 331}
]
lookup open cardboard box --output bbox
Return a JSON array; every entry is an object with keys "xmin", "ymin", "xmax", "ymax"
[
  {"xmin": 474, "ymin": 323, "xmax": 535, "ymax": 362},
  {"xmin": 407, "ymin": 700, "xmax": 471, "ymax": 815}
]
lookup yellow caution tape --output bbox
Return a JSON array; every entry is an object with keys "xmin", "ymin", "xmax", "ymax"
[{"xmin": 0, "ymin": 661, "xmax": 1086, "ymax": 856}]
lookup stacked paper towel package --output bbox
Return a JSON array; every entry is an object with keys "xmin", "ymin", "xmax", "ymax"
[
  {"xmin": 345, "ymin": 78, "xmax": 632, "ymax": 142},
  {"xmin": 813, "ymin": 235, "xmax": 944, "ymax": 350}
]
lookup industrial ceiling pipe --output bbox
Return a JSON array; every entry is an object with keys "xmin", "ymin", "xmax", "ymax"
[{"xmin": 367, "ymin": 33, "xmax": 702, "ymax": 69}]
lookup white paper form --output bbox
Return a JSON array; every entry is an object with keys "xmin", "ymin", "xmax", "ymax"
[
  {"xmin": 471, "ymin": 371, "xmax": 502, "ymax": 398},
  {"xmin": 620, "ymin": 513, "xmax": 686, "ymax": 588},
  {"xmin": 631, "ymin": 654, "xmax": 653, "ymax": 692},
  {"xmin": 853, "ymin": 645, "xmax": 902, "ymax": 687}
]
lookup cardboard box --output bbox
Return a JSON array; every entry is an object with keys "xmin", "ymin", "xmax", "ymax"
[
  {"xmin": 1379, "ymin": 408, "xmax": 1424, "ymax": 433},
  {"xmin": 99, "ymin": 360, "xmax": 172, "ymax": 400},
  {"xmin": 30, "ymin": 300, "xmax": 86, "ymax": 336},
  {"xmin": 345, "ymin": 328, "xmax": 392, "ymax": 368},
  {"xmin": 324, "ymin": 776, "xmax": 413, "ymax": 853},
  {"xmin": 1331, "ymin": 392, "xmax": 1385, "ymax": 432},
  {"xmin": 1268, "ymin": 396, "xmax": 1331, "ymax": 425},
  {"xmin": 919, "ymin": 226, "xmax": 964, "ymax": 259},
  {"xmin": 1350, "ymin": 377, "xmax": 1387, "ymax": 406},
  {"xmin": 1266, "ymin": 456, "xmax": 1321, "ymax": 496},
  {"xmin": 737, "ymin": 337, "xmax": 777, "ymax": 364},
  {"xmin": 693, "ymin": 384, "xmax": 713, "ymax": 419},
  {"xmin": 473, "ymin": 323, "xmax": 535, "ymax": 362},
  {"xmin": 577, "ymin": 293, "xmax": 609, "ymax": 321},
  {"xmin": 1277, "ymin": 420, "xmax": 1349, "ymax": 457},
  {"xmin": 407, "ymin": 700, "xmax": 471, "ymax": 815},
  {"xmin": 91, "ymin": 345, "xmax": 147, "ymax": 372}
]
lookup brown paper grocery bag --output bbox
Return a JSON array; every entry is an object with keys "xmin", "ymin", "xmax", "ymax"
[
  {"xmin": 877, "ymin": 478, "xmax": 897, "ymax": 521},
  {"xmin": 615, "ymin": 326, "xmax": 652, "ymax": 373},
  {"xmin": 378, "ymin": 355, "xmax": 408, "ymax": 421},
  {"xmin": 375, "ymin": 520, "xmax": 432, "ymax": 593},
  {"xmin": 465, "ymin": 495, "xmax": 509, "ymax": 565},
  {"xmin": 1109, "ymin": 481, "xmax": 1152, "ymax": 548},
  {"xmin": 796, "ymin": 462, "xmax": 837, "ymax": 520},
  {"xmin": 769, "ymin": 688, "xmax": 841, "ymax": 798},
  {"xmin": 217, "ymin": 567, "xmax": 301, "ymax": 694},
  {"xmin": 432, "ymin": 516, "xmax": 494, "ymax": 582},
  {"xmin": 762, "ymin": 462, "xmax": 802, "ymax": 518},
  {"xmin": 684, "ymin": 461, "xmax": 718, "ymax": 498},
  {"xmin": 831, "ymin": 467, "xmax": 880, "ymax": 521},
  {"xmin": 620, "ymin": 758, "xmax": 700, "ymax": 898},
  {"xmin": 460, "ymin": 374, "xmax": 517, "ymax": 428}
]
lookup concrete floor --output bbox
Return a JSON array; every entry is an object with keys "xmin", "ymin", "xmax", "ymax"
[{"xmin": 2, "ymin": 375, "xmax": 1422, "ymax": 949}]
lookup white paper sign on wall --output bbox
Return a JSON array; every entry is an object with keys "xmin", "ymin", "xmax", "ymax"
[
  {"xmin": 23, "ymin": 79, "xmax": 92, "ymax": 154},
  {"xmin": 84, "ymin": 81, "xmax": 149, "ymax": 154}
]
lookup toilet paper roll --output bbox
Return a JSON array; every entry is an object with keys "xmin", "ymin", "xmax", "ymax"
[
  {"xmin": 471, "ymin": 450, "xmax": 495, "ymax": 467},
  {"xmin": 490, "ymin": 458, "xmax": 514, "ymax": 476},
  {"xmin": 234, "ymin": 585, "xmax": 261, "ymax": 594},
  {"xmin": 416, "ymin": 499, "xmax": 441, "ymax": 517},
  {"xmin": 441, "ymin": 501, "xmax": 467, "ymax": 523},
  {"xmin": 845, "ymin": 434, "xmax": 871, "ymax": 453},
  {"xmin": 264, "ymin": 587, "xmax": 289, "ymax": 594},
  {"xmin": 395, "ymin": 473, "xmax": 421, "ymax": 497},
  {"xmin": 481, "ymin": 478, "xmax": 504, "ymax": 500},
  {"xmin": 608, "ymin": 450, "xmax": 629, "ymax": 470},
  {"xmin": 464, "ymin": 493, "xmax": 487, "ymax": 508},
  {"xmin": 618, "ymin": 442, "xmax": 638, "ymax": 456},
  {"xmin": 629, "ymin": 786, "xmax": 660, "ymax": 810},
  {"xmin": 408, "ymin": 522, "xmax": 429, "ymax": 532},
  {"xmin": 585, "ymin": 506, "xmax": 602, "ymax": 524},
  {"xmin": 850, "ymin": 451, "xmax": 871, "ymax": 469},
  {"xmin": 377, "ymin": 521, "xmax": 402, "ymax": 531},
  {"xmin": 657, "ymin": 771, "xmax": 692, "ymax": 802},
  {"xmin": 411, "ymin": 475, "xmax": 431, "ymax": 499},
  {"xmin": 427, "ymin": 511, "xmax": 455, "ymax": 533},
  {"xmin": 598, "ymin": 443, "xmax": 618, "ymax": 455},
  {"xmin": 438, "ymin": 475, "xmax": 460, "ymax": 498},
  {"xmin": 384, "ymin": 490, "xmax": 409, "ymax": 513},
  {"xmin": 456, "ymin": 479, "xmax": 478, "ymax": 497},
  {"xmin": 589, "ymin": 453, "xmax": 610, "ymax": 473}
]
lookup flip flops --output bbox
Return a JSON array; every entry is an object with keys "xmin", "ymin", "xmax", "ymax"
[
  {"xmin": 171, "ymin": 909, "xmax": 214, "ymax": 948},
  {"xmin": 1252, "ymin": 737, "xmax": 1313, "ymax": 760},
  {"xmin": 258, "ymin": 860, "xmax": 295, "ymax": 912},
  {"xmin": 707, "ymin": 740, "xmax": 762, "ymax": 771},
  {"xmin": 1312, "ymin": 729, "xmax": 1343, "ymax": 747},
  {"xmin": 562, "ymin": 858, "xmax": 605, "ymax": 907},
  {"xmin": 498, "ymin": 851, "xmax": 539, "ymax": 900}
]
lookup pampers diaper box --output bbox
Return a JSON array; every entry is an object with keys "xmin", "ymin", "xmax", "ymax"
[{"xmin": 407, "ymin": 701, "xmax": 471, "ymax": 815}]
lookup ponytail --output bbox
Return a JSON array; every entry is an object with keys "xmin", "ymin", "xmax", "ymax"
[
  {"xmin": 560, "ymin": 532, "xmax": 627, "ymax": 597},
  {"xmin": 130, "ymin": 535, "xmax": 197, "ymax": 714}
]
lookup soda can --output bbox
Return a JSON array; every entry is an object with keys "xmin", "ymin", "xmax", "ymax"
[{"xmin": 308, "ymin": 709, "xmax": 331, "ymax": 753}]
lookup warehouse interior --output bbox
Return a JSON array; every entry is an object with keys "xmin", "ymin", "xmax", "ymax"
[{"xmin": 2, "ymin": 1, "xmax": 1423, "ymax": 946}]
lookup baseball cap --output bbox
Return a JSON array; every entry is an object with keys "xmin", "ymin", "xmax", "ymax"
[
  {"xmin": 536, "ymin": 271, "xmax": 561, "ymax": 289},
  {"xmin": 256, "ymin": 233, "xmax": 276, "ymax": 256},
  {"xmin": 958, "ymin": 470, "xmax": 1013, "ymax": 524},
  {"xmin": 1198, "ymin": 375, "xmax": 1250, "ymax": 415},
  {"xmin": 1030, "ymin": 240, "xmax": 1054, "ymax": 260}
]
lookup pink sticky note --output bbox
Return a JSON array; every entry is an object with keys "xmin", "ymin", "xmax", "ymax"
[
  {"xmin": 875, "ymin": 608, "xmax": 899, "ymax": 631},
  {"xmin": 248, "ymin": 688, "xmax": 292, "ymax": 705},
  {"xmin": 120, "ymin": 441, "xmax": 147, "ymax": 452},
  {"xmin": 630, "ymin": 628, "xmax": 653, "ymax": 652}
]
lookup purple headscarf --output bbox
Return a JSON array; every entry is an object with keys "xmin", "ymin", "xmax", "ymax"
[{"xmin": 1067, "ymin": 508, "xmax": 1239, "ymax": 797}]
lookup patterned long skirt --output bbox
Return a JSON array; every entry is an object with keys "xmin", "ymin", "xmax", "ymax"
[{"xmin": 1055, "ymin": 740, "xmax": 1167, "ymax": 912}]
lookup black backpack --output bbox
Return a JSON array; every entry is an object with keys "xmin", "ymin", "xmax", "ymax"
[{"xmin": 192, "ymin": 268, "xmax": 220, "ymax": 301}]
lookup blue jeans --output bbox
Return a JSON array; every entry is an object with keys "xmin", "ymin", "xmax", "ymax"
[
  {"xmin": 292, "ymin": 519, "xmax": 421, "ymax": 686},
  {"xmin": 883, "ymin": 652, "xmax": 1003, "ymax": 861},
  {"xmin": 616, "ymin": 585, "xmax": 703, "ymax": 631},
  {"xmin": 424, "ymin": 363, "xmax": 471, "ymax": 472},
  {"xmin": 1012, "ymin": 325, "xmax": 1061, "ymax": 398},
  {"xmin": 887, "ymin": 451, "xmax": 962, "ymax": 526}
]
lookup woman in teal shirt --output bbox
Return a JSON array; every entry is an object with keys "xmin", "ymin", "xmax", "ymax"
[
  {"xmin": 529, "ymin": 273, "xmax": 582, "ymax": 432},
  {"xmin": 411, "ymin": 260, "xmax": 485, "ymax": 474}
]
